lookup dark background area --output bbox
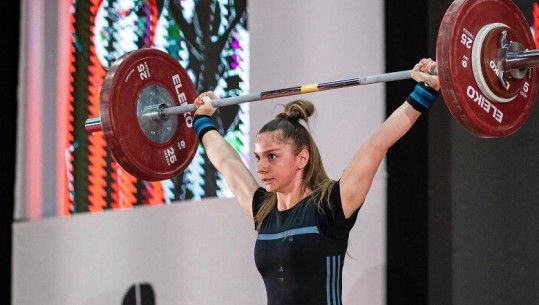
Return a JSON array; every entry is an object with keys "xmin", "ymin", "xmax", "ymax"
[
  {"xmin": 1, "ymin": 1, "xmax": 19, "ymax": 304},
  {"xmin": 386, "ymin": 0, "xmax": 539, "ymax": 305},
  {"xmin": 385, "ymin": 0, "xmax": 430, "ymax": 303},
  {"xmin": 2, "ymin": 0, "xmax": 538, "ymax": 304}
]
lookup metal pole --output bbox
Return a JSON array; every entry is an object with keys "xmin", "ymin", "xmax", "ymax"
[
  {"xmin": 85, "ymin": 70, "xmax": 414, "ymax": 132},
  {"xmin": 505, "ymin": 49, "xmax": 539, "ymax": 70},
  {"xmin": 161, "ymin": 70, "xmax": 413, "ymax": 116}
]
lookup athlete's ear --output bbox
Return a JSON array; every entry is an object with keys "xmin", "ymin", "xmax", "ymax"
[{"xmin": 297, "ymin": 148, "xmax": 309, "ymax": 169}]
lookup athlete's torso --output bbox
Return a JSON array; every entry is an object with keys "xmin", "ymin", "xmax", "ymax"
[{"xmin": 253, "ymin": 181, "xmax": 359, "ymax": 305}]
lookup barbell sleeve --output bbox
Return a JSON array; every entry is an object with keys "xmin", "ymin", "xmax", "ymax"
[
  {"xmin": 85, "ymin": 117, "xmax": 103, "ymax": 134},
  {"xmin": 505, "ymin": 49, "xmax": 539, "ymax": 70}
]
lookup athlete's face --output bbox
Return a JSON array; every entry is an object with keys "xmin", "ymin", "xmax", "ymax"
[{"xmin": 254, "ymin": 131, "xmax": 308, "ymax": 193}]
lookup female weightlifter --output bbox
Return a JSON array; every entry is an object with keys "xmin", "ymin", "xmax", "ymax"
[{"xmin": 192, "ymin": 58, "xmax": 439, "ymax": 305}]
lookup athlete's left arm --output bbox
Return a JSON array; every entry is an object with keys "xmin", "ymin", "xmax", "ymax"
[{"xmin": 339, "ymin": 58, "xmax": 440, "ymax": 218}]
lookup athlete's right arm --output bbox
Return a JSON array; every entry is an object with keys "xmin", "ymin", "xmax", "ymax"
[{"xmin": 194, "ymin": 92, "xmax": 260, "ymax": 217}]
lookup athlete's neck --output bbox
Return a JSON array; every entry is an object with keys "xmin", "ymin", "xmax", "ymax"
[{"xmin": 276, "ymin": 187, "xmax": 312, "ymax": 211}]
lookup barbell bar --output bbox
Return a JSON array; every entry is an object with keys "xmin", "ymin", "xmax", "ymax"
[
  {"xmin": 87, "ymin": 69, "xmax": 415, "ymax": 131},
  {"xmin": 166, "ymin": 70, "xmax": 417, "ymax": 116},
  {"xmin": 85, "ymin": 0, "xmax": 539, "ymax": 181}
]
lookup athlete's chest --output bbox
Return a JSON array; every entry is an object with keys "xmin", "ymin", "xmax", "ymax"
[{"xmin": 254, "ymin": 201, "xmax": 345, "ymax": 274}]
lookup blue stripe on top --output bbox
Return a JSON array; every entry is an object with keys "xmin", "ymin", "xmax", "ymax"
[
  {"xmin": 326, "ymin": 255, "xmax": 342, "ymax": 305},
  {"xmin": 257, "ymin": 226, "xmax": 319, "ymax": 240},
  {"xmin": 326, "ymin": 257, "xmax": 331, "ymax": 305}
]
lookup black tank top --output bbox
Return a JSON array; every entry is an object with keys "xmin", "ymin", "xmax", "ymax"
[{"xmin": 253, "ymin": 181, "xmax": 360, "ymax": 305}]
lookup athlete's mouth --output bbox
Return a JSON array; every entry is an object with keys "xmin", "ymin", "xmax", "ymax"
[{"xmin": 261, "ymin": 178, "xmax": 274, "ymax": 184}]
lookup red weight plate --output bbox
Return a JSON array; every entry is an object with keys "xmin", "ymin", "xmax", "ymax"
[
  {"xmin": 101, "ymin": 48, "xmax": 198, "ymax": 181},
  {"xmin": 437, "ymin": 0, "xmax": 537, "ymax": 137}
]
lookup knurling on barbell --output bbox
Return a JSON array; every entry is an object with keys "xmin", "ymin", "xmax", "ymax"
[{"xmin": 86, "ymin": 0, "xmax": 538, "ymax": 181}]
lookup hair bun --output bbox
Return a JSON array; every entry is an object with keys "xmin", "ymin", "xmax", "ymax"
[{"xmin": 277, "ymin": 99, "xmax": 315, "ymax": 122}]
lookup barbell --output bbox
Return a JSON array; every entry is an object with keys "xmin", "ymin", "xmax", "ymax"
[{"xmin": 85, "ymin": 0, "xmax": 538, "ymax": 181}]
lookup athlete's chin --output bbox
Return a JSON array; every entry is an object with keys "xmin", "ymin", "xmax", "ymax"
[
  {"xmin": 262, "ymin": 181, "xmax": 278, "ymax": 192},
  {"xmin": 264, "ymin": 184, "xmax": 275, "ymax": 192}
]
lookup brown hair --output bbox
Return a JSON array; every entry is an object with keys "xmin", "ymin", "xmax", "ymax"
[{"xmin": 254, "ymin": 99, "xmax": 335, "ymax": 230}]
